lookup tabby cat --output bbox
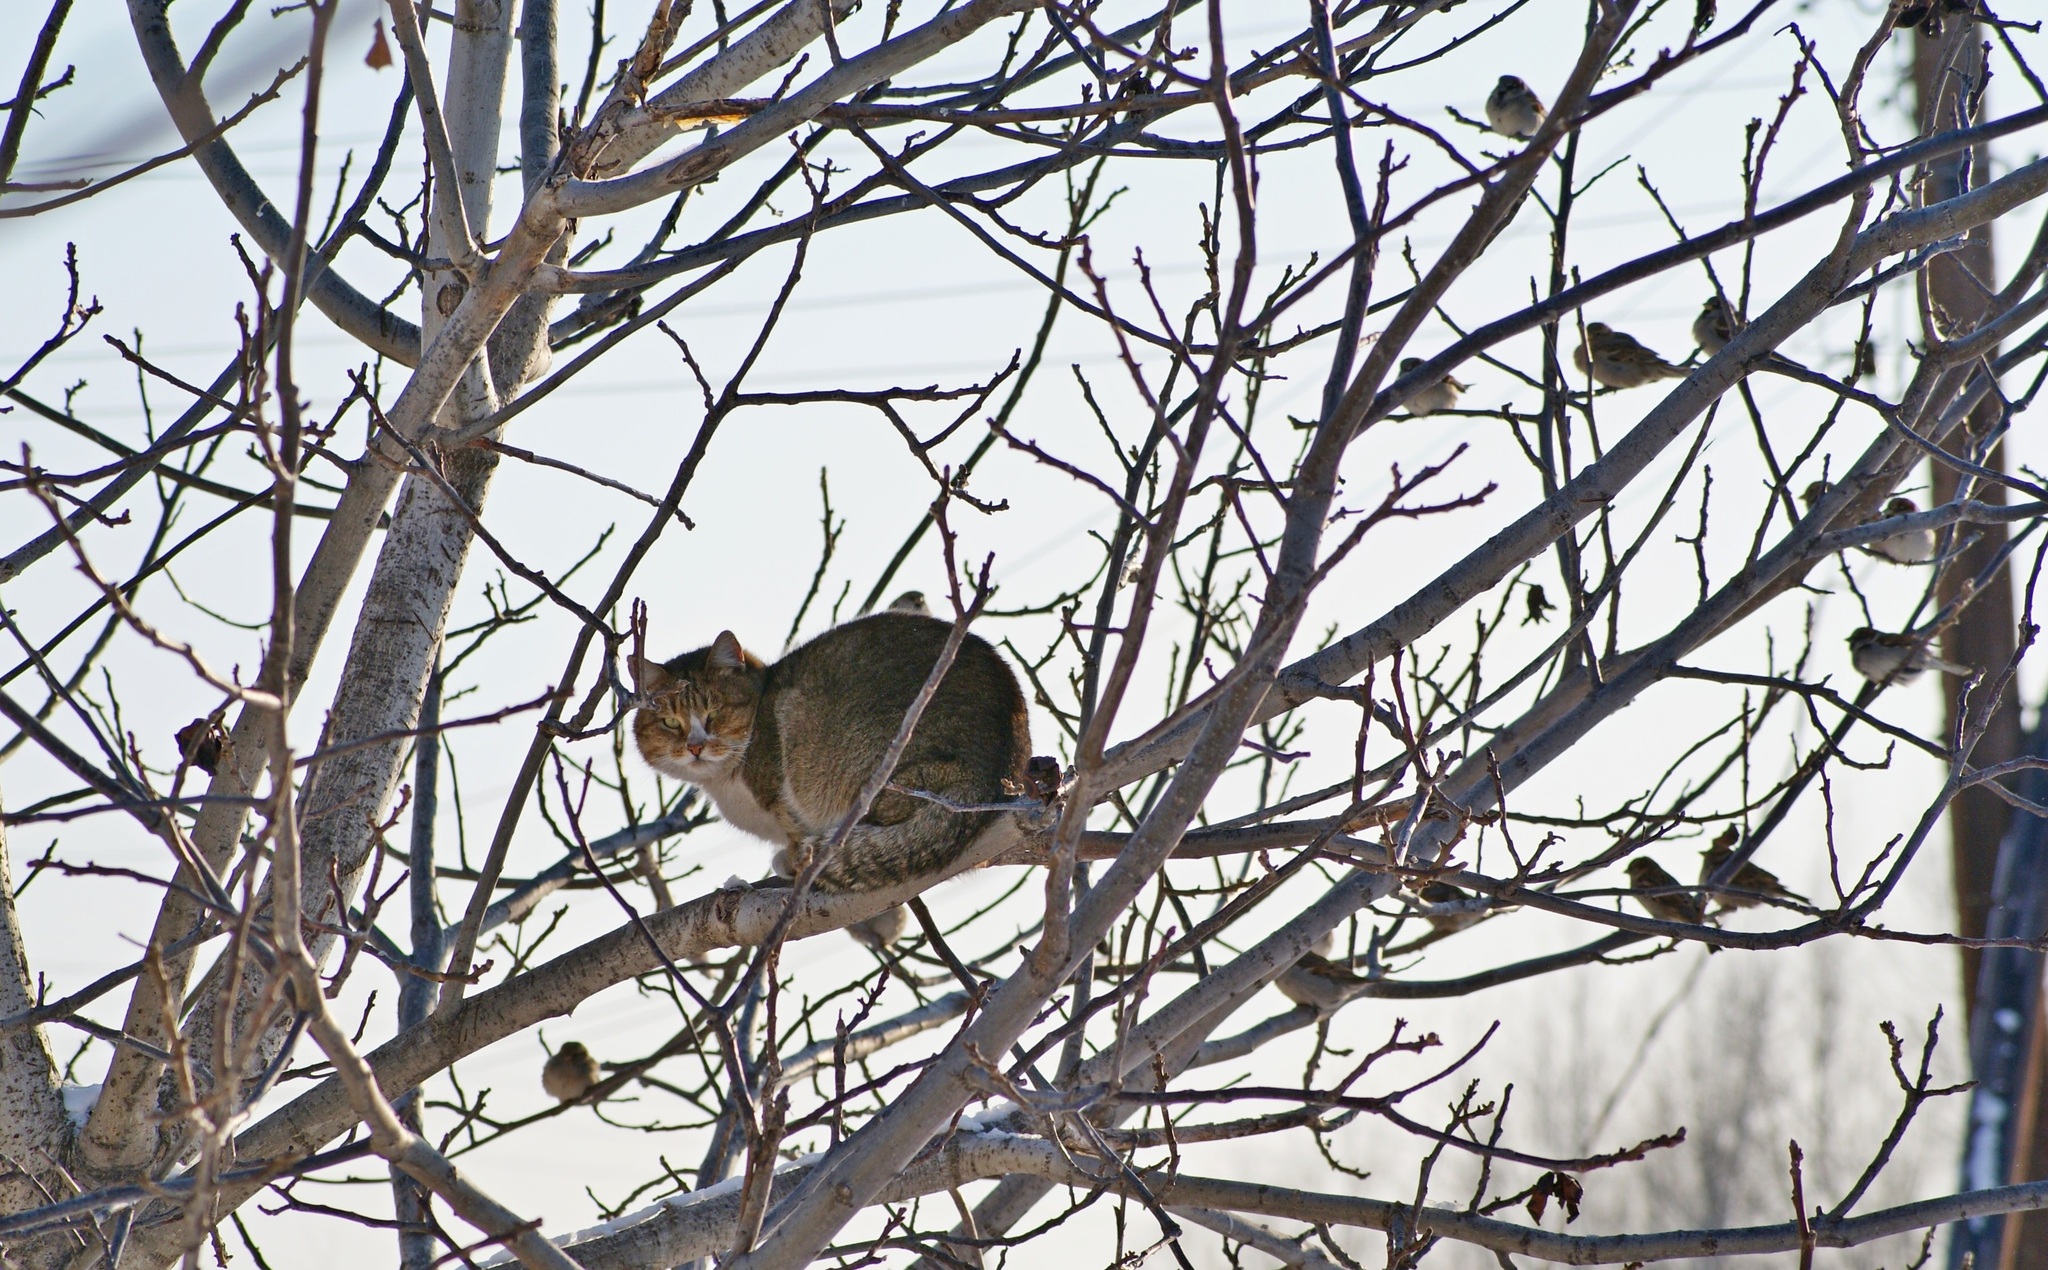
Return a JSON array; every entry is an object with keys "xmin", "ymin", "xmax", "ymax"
[{"xmin": 632, "ymin": 612, "xmax": 1031, "ymax": 890}]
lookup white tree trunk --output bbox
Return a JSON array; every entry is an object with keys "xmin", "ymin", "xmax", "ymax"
[
  {"xmin": 0, "ymin": 783, "xmax": 67, "ymax": 1216},
  {"xmin": 177, "ymin": 0, "xmax": 521, "ymax": 1106}
]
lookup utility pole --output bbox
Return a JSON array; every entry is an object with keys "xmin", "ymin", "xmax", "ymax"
[
  {"xmin": 1916, "ymin": 0, "xmax": 2019, "ymax": 1016},
  {"xmin": 1912, "ymin": 9, "xmax": 2032, "ymax": 1268}
]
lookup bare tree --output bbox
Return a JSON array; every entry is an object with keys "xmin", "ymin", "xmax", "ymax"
[{"xmin": 4, "ymin": 1, "xmax": 2048, "ymax": 1267}]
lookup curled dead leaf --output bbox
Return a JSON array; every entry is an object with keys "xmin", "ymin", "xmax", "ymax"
[
  {"xmin": 174, "ymin": 717, "xmax": 228, "ymax": 776},
  {"xmin": 366, "ymin": 18, "xmax": 393, "ymax": 70},
  {"xmin": 1526, "ymin": 1171, "xmax": 1583, "ymax": 1224}
]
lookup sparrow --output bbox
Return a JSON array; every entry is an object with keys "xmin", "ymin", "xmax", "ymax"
[
  {"xmin": 1849, "ymin": 627, "xmax": 1969, "ymax": 684},
  {"xmin": 542, "ymin": 1041, "xmax": 603, "ymax": 1103},
  {"xmin": 1698, "ymin": 828, "xmax": 1807, "ymax": 909},
  {"xmin": 847, "ymin": 904, "xmax": 911, "ymax": 951},
  {"xmin": 1485, "ymin": 75, "xmax": 1547, "ymax": 139},
  {"xmin": 1693, "ymin": 296, "xmax": 1738, "ymax": 355},
  {"xmin": 1398, "ymin": 357, "xmax": 1469, "ymax": 416},
  {"xmin": 1892, "ymin": 2, "xmax": 1933, "ymax": 29},
  {"xmin": 1894, "ymin": 0, "xmax": 1971, "ymax": 36},
  {"xmin": 1274, "ymin": 933, "xmax": 1369, "ymax": 1012},
  {"xmin": 1413, "ymin": 879, "xmax": 1484, "ymax": 935},
  {"xmin": 1801, "ymin": 479, "xmax": 1831, "ymax": 512},
  {"xmin": 1625, "ymin": 858, "xmax": 1705, "ymax": 925},
  {"xmin": 1573, "ymin": 323, "xmax": 1688, "ymax": 389},
  {"xmin": 887, "ymin": 591, "xmax": 930, "ymax": 615},
  {"xmin": 1866, "ymin": 497, "xmax": 1936, "ymax": 565},
  {"xmin": 1523, "ymin": 583, "xmax": 1556, "ymax": 626}
]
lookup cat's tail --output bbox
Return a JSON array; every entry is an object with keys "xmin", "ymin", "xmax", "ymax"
[{"xmin": 811, "ymin": 763, "xmax": 999, "ymax": 891}]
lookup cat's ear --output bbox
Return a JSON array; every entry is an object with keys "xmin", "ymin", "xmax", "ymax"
[
  {"xmin": 632, "ymin": 654, "xmax": 675, "ymax": 694},
  {"xmin": 707, "ymin": 631, "xmax": 749, "ymax": 670}
]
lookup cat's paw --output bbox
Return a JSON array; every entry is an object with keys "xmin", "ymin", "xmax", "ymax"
[{"xmin": 774, "ymin": 839, "xmax": 823, "ymax": 879}]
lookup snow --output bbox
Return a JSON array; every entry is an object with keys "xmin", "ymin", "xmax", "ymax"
[{"xmin": 60, "ymin": 1082, "xmax": 100, "ymax": 1127}]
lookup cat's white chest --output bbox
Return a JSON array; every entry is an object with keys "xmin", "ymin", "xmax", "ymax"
[{"xmin": 694, "ymin": 768, "xmax": 786, "ymax": 844}]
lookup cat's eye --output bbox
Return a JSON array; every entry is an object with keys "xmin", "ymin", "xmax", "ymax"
[{"xmin": 660, "ymin": 717, "xmax": 683, "ymax": 732}]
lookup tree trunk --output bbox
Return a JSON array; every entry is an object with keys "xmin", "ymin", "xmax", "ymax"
[{"xmin": 0, "ymin": 783, "xmax": 68, "ymax": 1217}]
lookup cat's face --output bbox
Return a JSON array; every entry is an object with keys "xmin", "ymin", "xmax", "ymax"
[{"xmin": 631, "ymin": 632, "xmax": 762, "ymax": 783}]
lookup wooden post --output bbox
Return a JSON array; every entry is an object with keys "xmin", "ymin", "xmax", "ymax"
[
  {"xmin": 1913, "ymin": 16, "xmax": 2030, "ymax": 1268},
  {"xmin": 1914, "ymin": 12, "xmax": 2018, "ymax": 1017}
]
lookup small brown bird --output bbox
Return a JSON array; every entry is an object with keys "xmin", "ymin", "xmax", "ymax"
[
  {"xmin": 1625, "ymin": 858, "xmax": 1705, "ymax": 925},
  {"xmin": 1894, "ymin": 0, "xmax": 1971, "ymax": 36},
  {"xmin": 1867, "ymin": 497, "xmax": 1936, "ymax": 565},
  {"xmin": 1801, "ymin": 479, "xmax": 1831, "ymax": 513},
  {"xmin": 887, "ymin": 591, "xmax": 930, "ymax": 615},
  {"xmin": 542, "ymin": 1042, "xmax": 602, "ymax": 1104},
  {"xmin": 1692, "ymin": 296, "xmax": 1737, "ymax": 355},
  {"xmin": 1274, "ymin": 934, "xmax": 1369, "ymax": 1012},
  {"xmin": 1414, "ymin": 879, "xmax": 1484, "ymax": 935},
  {"xmin": 1699, "ymin": 828, "xmax": 1807, "ymax": 909},
  {"xmin": 1397, "ymin": 357, "xmax": 1469, "ymax": 416},
  {"xmin": 847, "ymin": 904, "xmax": 911, "ymax": 951},
  {"xmin": 1485, "ymin": 75, "xmax": 1547, "ymax": 139},
  {"xmin": 1849, "ymin": 627, "xmax": 1969, "ymax": 684},
  {"xmin": 1574, "ymin": 323, "xmax": 1688, "ymax": 389}
]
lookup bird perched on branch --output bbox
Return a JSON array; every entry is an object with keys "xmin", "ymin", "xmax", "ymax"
[
  {"xmin": 848, "ymin": 904, "xmax": 911, "ymax": 951},
  {"xmin": 1849, "ymin": 627, "xmax": 1969, "ymax": 684},
  {"xmin": 1693, "ymin": 295, "xmax": 1738, "ymax": 355},
  {"xmin": 1626, "ymin": 858, "xmax": 1705, "ymax": 924},
  {"xmin": 1274, "ymin": 935, "xmax": 1370, "ymax": 1012},
  {"xmin": 1894, "ymin": 0, "xmax": 1974, "ymax": 37},
  {"xmin": 1698, "ymin": 828, "xmax": 1807, "ymax": 910},
  {"xmin": 543, "ymin": 1041, "xmax": 603, "ymax": 1104},
  {"xmin": 1574, "ymin": 323, "xmax": 1687, "ymax": 389},
  {"xmin": 1413, "ymin": 879, "xmax": 1485, "ymax": 935},
  {"xmin": 1485, "ymin": 75, "xmax": 1546, "ymax": 139},
  {"xmin": 1397, "ymin": 357, "xmax": 1469, "ymax": 416},
  {"xmin": 1800, "ymin": 487, "xmax": 1934, "ymax": 563},
  {"xmin": 887, "ymin": 591, "xmax": 930, "ymax": 615},
  {"xmin": 1867, "ymin": 497, "xmax": 1937, "ymax": 565}
]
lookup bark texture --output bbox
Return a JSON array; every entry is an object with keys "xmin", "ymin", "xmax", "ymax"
[{"xmin": 0, "ymin": 785, "xmax": 68, "ymax": 1217}]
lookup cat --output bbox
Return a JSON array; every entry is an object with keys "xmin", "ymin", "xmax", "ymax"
[{"xmin": 632, "ymin": 611, "xmax": 1031, "ymax": 890}]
